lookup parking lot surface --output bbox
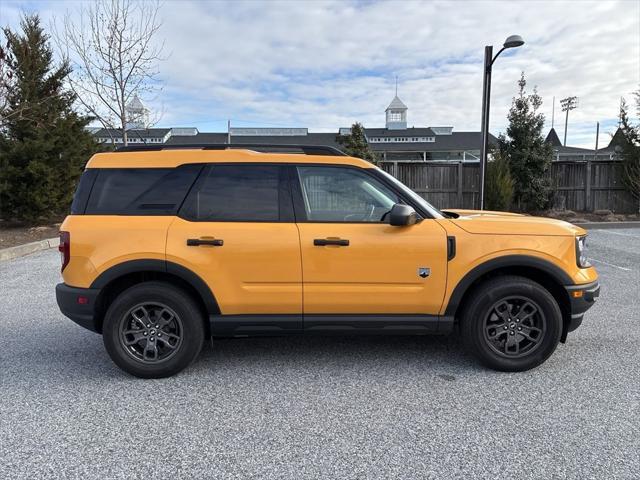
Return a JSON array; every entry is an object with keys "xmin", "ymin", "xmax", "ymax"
[{"xmin": 1, "ymin": 229, "xmax": 639, "ymax": 479}]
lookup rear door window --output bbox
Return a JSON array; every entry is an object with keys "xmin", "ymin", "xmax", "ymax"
[{"xmin": 180, "ymin": 164, "xmax": 288, "ymax": 222}]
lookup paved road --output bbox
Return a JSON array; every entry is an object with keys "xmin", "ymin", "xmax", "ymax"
[{"xmin": 1, "ymin": 229, "xmax": 639, "ymax": 479}]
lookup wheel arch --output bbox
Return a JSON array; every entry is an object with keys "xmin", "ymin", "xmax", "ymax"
[
  {"xmin": 445, "ymin": 255, "xmax": 573, "ymax": 341},
  {"xmin": 90, "ymin": 260, "xmax": 219, "ymax": 333}
]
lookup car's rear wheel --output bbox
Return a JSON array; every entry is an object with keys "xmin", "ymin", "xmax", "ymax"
[
  {"xmin": 103, "ymin": 282, "xmax": 205, "ymax": 378},
  {"xmin": 461, "ymin": 275, "xmax": 562, "ymax": 371}
]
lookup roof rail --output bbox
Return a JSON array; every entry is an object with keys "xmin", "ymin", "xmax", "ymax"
[{"xmin": 114, "ymin": 143, "xmax": 346, "ymax": 156}]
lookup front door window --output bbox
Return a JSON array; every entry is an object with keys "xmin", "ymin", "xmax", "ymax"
[{"xmin": 296, "ymin": 166, "xmax": 399, "ymax": 223}]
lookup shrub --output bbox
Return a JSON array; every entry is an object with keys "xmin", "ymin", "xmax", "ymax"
[{"xmin": 485, "ymin": 151, "xmax": 514, "ymax": 211}]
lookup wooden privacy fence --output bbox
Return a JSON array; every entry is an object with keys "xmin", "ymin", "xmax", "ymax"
[{"xmin": 380, "ymin": 159, "xmax": 638, "ymax": 213}]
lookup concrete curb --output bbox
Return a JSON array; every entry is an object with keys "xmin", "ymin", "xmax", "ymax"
[
  {"xmin": 0, "ymin": 237, "xmax": 59, "ymax": 262},
  {"xmin": 574, "ymin": 221, "xmax": 640, "ymax": 230}
]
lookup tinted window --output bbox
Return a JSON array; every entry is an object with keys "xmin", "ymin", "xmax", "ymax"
[
  {"xmin": 70, "ymin": 169, "xmax": 98, "ymax": 214},
  {"xmin": 297, "ymin": 166, "xmax": 399, "ymax": 222},
  {"xmin": 181, "ymin": 165, "xmax": 281, "ymax": 222},
  {"xmin": 85, "ymin": 165, "xmax": 201, "ymax": 215}
]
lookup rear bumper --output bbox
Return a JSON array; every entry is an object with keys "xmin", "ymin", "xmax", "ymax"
[
  {"xmin": 564, "ymin": 281, "xmax": 600, "ymax": 332},
  {"xmin": 55, "ymin": 283, "xmax": 101, "ymax": 333}
]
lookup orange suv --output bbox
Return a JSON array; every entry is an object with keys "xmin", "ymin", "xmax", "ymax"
[{"xmin": 56, "ymin": 145, "xmax": 599, "ymax": 378}]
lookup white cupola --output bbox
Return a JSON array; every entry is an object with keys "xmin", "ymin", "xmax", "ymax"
[
  {"xmin": 385, "ymin": 95, "xmax": 408, "ymax": 130},
  {"xmin": 125, "ymin": 94, "xmax": 149, "ymax": 130}
]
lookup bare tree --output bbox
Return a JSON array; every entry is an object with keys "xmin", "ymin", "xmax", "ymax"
[{"xmin": 55, "ymin": 0, "xmax": 165, "ymax": 146}]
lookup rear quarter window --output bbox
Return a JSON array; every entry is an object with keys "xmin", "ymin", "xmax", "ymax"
[
  {"xmin": 84, "ymin": 165, "xmax": 202, "ymax": 215},
  {"xmin": 70, "ymin": 169, "xmax": 98, "ymax": 214}
]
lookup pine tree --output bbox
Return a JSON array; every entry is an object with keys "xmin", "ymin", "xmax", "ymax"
[
  {"xmin": 498, "ymin": 73, "xmax": 553, "ymax": 211},
  {"xmin": 0, "ymin": 15, "xmax": 98, "ymax": 223},
  {"xmin": 618, "ymin": 92, "xmax": 640, "ymax": 211},
  {"xmin": 337, "ymin": 122, "xmax": 378, "ymax": 164}
]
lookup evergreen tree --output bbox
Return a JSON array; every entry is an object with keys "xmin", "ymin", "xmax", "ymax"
[
  {"xmin": 618, "ymin": 92, "xmax": 640, "ymax": 211},
  {"xmin": 498, "ymin": 73, "xmax": 553, "ymax": 211},
  {"xmin": 485, "ymin": 150, "xmax": 514, "ymax": 211},
  {"xmin": 0, "ymin": 15, "xmax": 98, "ymax": 223},
  {"xmin": 337, "ymin": 122, "xmax": 378, "ymax": 164}
]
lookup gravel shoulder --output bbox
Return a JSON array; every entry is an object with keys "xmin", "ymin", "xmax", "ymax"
[{"xmin": 0, "ymin": 230, "xmax": 638, "ymax": 479}]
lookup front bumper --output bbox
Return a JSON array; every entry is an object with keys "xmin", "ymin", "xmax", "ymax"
[
  {"xmin": 55, "ymin": 283, "xmax": 101, "ymax": 333},
  {"xmin": 564, "ymin": 281, "xmax": 600, "ymax": 332}
]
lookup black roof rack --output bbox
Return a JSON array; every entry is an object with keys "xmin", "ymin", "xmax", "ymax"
[{"xmin": 114, "ymin": 143, "xmax": 346, "ymax": 156}]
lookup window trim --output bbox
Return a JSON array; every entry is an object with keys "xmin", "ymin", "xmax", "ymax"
[
  {"xmin": 178, "ymin": 163, "xmax": 295, "ymax": 223},
  {"xmin": 288, "ymin": 163, "xmax": 432, "ymax": 224}
]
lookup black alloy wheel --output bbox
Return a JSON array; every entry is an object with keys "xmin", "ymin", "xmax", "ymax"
[
  {"xmin": 119, "ymin": 303, "xmax": 184, "ymax": 364},
  {"xmin": 483, "ymin": 296, "xmax": 546, "ymax": 358},
  {"xmin": 461, "ymin": 275, "xmax": 562, "ymax": 372},
  {"xmin": 103, "ymin": 282, "xmax": 205, "ymax": 378}
]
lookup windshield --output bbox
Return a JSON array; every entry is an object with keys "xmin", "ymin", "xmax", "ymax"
[{"xmin": 376, "ymin": 167, "xmax": 444, "ymax": 219}]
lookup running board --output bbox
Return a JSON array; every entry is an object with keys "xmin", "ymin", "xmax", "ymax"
[{"xmin": 209, "ymin": 314, "xmax": 454, "ymax": 337}]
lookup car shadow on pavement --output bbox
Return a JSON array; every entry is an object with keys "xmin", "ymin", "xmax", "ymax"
[
  {"xmin": 196, "ymin": 333, "xmax": 479, "ymax": 373},
  {"xmin": 4, "ymin": 321, "xmax": 480, "ymax": 381}
]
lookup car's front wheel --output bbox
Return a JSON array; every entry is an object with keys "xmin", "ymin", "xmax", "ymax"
[
  {"xmin": 103, "ymin": 282, "xmax": 205, "ymax": 378},
  {"xmin": 461, "ymin": 275, "xmax": 563, "ymax": 371}
]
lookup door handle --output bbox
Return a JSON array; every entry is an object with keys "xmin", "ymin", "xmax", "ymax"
[
  {"xmin": 186, "ymin": 238, "xmax": 224, "ymax": 247},
  {"xmin": 314, "ymin": 238, "xmax": 349, "ymax": 246}
]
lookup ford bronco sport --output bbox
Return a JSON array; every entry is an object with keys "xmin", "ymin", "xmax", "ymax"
[{"xmin": 56, "ymin": 144, "xmax": 599, "ymax": 378}]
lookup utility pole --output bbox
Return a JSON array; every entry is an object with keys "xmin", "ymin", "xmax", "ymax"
[
  {"xmin": 560, "ymin": 96, "xmax": 578, "ymax": 146},
  {"xmin": 618, "ymin": 97, "xmax": 623, "ymax": 127},
  {"xmin": 227, "ymin": 119, "xmax": 231, "ymax": 144}
]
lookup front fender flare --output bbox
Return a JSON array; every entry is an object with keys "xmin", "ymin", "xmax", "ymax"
[{"xmin": 444, "ymin": 254, "xmax": 573, "ymax": 317}]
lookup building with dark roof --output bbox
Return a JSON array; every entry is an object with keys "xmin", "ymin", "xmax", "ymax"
[
  {"xmin": 545, "ymin": 127, "xmax": 562, "ymax": 147},
  {"xmin": 94, "ymin": 128, "xmax": 174, "ymax": 145},
  {"xmin": 92, "ymin": 93, "xmax": 496, "ymax": 162},
  {"xmin": 544, "ymin": 127, "xmax": 618, "ymax": 161}
]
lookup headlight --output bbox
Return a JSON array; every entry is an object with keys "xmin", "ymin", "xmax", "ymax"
[{"xmin": 576, "ymin": 235, "xmax": 590, "ymax": 268}]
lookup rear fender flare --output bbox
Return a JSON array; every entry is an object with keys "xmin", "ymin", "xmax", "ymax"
[{"xmin": 90, "ymin": 259, "xmax": 219, "ymax": 314}]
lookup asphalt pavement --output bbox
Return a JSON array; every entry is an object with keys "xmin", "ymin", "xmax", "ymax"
[{"xmin": 1, "ymin": 229, "xmax": 638, "ymax": 479}]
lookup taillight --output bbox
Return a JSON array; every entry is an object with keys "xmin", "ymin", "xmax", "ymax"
[{"xmin": 59, "ymin": 231, "xmax": 70, "ymax": 272}]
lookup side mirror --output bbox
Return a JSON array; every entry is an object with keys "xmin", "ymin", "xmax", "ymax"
[{"xmin": 389, "ymin": 203, "xmax": 420, "ymax": 226}]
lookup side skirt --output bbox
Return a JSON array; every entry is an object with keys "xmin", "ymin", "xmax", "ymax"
[
  {"xmin": 210, "ymin": 314, "xmax": 454, "ymax": 337},
  {"xmin": 210, "ymin": 314, "xmax": 302, "ymax": 337}
]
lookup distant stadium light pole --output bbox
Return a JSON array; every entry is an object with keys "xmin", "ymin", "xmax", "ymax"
[
  {"xmin": 560, "ymin": 96, "xmax": 578, "ymax": 146},
  {"xmin": 479, "ymin": 35, "xmax": 525, "ymax": 210}
]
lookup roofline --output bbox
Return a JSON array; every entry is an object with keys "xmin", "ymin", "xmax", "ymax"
[{"xmin": 86, "ymin": 149, "xmax": 371, "ymax": 169}]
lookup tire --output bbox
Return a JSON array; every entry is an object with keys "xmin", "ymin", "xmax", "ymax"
[
  {"xmin": 460, "ymin": 275, "xmax": 562, "ymax": 372},
  {"xmin": 103, "ymin": 281, "xmax": 205, "ymax": 378}
]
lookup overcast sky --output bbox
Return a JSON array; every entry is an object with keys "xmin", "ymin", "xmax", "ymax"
[{"xmin": 1, "ymin": 0, "xmax": 639, "ymax": 147}]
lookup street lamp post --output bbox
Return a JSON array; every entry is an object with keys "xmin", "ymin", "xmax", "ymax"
[{"xmin": 478, "ymin": 35, "xmax": 525, "ymax": 210}]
